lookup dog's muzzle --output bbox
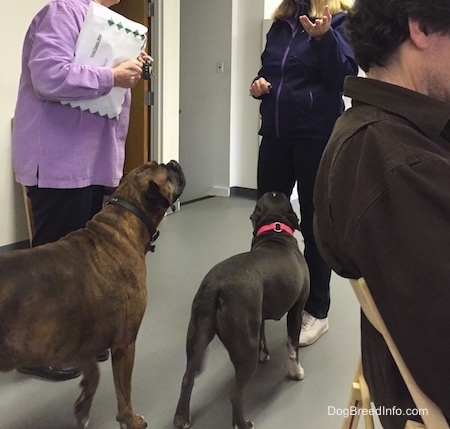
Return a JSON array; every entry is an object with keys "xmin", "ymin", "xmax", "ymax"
[{"xmin": 165, "ymin": 160, "xmax": 186, "ymax": 203}]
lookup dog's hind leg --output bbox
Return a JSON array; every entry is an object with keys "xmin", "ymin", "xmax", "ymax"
[
  {"xmin": 229, "ymin": 357, "xmax": 258, "ymax": 429},
  {"xmin": 111, "ymin": 343, "xmax": 147, "ymax": 429},
  {"xmin": 286, "ymin": 302, "xmax": 304, "ymax": 380},
  {"xmin": 174, "ymin": 315, "xmax": 215, "ymax": 429},
  {"xmin": 258, "ymin": 321, "xmax": 270, "ymax": 363},
  {"xmin": 74, "ymin": 359, "xmax": 100, "ymax": 429},
  {"xmin": 218, "ymin": 315, "xmax": 259, "ymax": 429}
]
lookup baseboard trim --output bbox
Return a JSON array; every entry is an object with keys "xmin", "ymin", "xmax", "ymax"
[
  {"xmin": 181, "ymin": 195, "xmax": 215, "ymax": 206},
  {"xmin": 209, "ymin": 186, "xmax": 230, "ymax": 197},
  {"xmin": 180, "ymin": 187, "xmax": 258, "ymax": 206},
  {"xmin": 166, "ymin": 200, "xmax": 181, "ymax": 214},
  {"xmin": 230, "ymin": 187, "xmax": 258, "ymax": 200},
  {"xmin": 0, "ymin": 240, "xmax": 31, "ymax": 255}
]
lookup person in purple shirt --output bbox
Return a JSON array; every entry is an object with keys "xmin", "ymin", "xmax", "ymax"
[
  {"xmin": 249, "ymin": 0, "xmax": 357, "ymax": 347},
  {"xmin": 11, "ymin": 0, "xmax": 151, "ymax": 381}
]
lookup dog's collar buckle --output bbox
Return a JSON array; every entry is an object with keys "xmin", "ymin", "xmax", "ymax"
[
  {"xmin": 151, "ymin": 230, "xmax": 160, "ymax": 243},
  {"xmin": 256, "ymin": 222, "xmax": 294, "ymax": 237}
]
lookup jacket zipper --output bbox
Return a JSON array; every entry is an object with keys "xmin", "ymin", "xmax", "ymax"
[{"xmin": 275, "ymin": 28, "xmax": 300, "ymax": 138}]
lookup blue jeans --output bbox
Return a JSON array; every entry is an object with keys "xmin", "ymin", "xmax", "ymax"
[{"xmin": 257, "ymin": 135, "xmax": 331, "ymax": 319}]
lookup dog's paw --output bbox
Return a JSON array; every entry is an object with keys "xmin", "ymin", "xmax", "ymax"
[
  {"xmin": 259, "ymin": 350, "xmax": 270, "ymax": 363},
  {"xmin": 173, "ymin": 414, "xmax": 191, "ymax": 428},
  {"xmin": 75, "ymin": 417, "xmax": 89, "ymax": 429},
  {"xmin": 119, "ymin": 413, "xmax": 147, "ymax": 429},
  {"xmin": 286, "ymin": 359, "xmax": 305, "ymax": 380},
  {"xmin": 233, "ymin": 421, "xmax": 254, "ymax": 429}
]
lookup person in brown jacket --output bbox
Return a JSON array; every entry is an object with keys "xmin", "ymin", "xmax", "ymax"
[{"xmin": 313, "ymin": 0, "xmax": 450, "ymax": 427}]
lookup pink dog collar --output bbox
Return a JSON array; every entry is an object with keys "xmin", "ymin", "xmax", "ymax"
[{"xmin": 256, "ymin": 222, "xmax": 294, "ymax": 237}]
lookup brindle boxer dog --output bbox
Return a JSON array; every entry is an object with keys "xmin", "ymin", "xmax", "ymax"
[
  {"xmin": 174, "ymin": 191, "xmax": 310, "ymax": 429},
  {"xmin": 0, "ymin": 160, "xmax": 185, "ymax": 429}
]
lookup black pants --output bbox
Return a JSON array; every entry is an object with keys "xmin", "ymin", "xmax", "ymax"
[
  {"xmin": 26, "ymin": 186, "xmax": 105, "ymax": 247},
  {"xmin": 257, "ymin": 135, "xmax": 331, "ymax": 319}
]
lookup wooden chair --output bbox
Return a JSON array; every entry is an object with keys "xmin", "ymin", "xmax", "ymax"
[
  {"xmin": 342, "ymin": 354, "xmax": 374, "ymax": 429},
  {"xmin": 22, "ymin": 185, "xmax": 35, "ymax": 245},
  {"xmin": 343, "ymin": 277, "xmax": 449, "ymax": 429}
]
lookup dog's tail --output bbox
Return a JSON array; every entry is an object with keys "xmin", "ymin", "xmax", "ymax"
[{"xmin": 185, "ymin": 283, "xmax": 221, "ymax": 375}]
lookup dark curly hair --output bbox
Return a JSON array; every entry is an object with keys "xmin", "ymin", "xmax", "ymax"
[{"xmin": 346, "ymin": 0, "xmax": 450, "ymax": 72}]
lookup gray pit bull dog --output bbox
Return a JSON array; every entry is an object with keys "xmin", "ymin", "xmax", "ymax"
[
  {"xmin": 0, "ymin": 160, "xmax": 185, "ymax": 429},
  {"xmin": 174, "ymin": 191, "xmax": 310, "ymax": 429}
]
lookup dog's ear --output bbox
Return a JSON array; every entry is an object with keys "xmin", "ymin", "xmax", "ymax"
[
  {"xmin": 144, "ymin": 181, "xmax": 175, "ymax": 211},
  {"xmin": 288, "ymin": 208, "xmax": 301, "ymax": 231},
  {"xmin": 250, "ymin": 204, "xmax": 262, "ymax": 230}
]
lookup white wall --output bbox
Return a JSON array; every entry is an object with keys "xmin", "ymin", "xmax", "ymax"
[
  {"xmin": 264, "ymin": 0, "xmax": 280, "ymax": 18},
  {"xmin": 229, "ymin": 0, "xmax": 265, "ymax": 191},
  {"xmin": 179, "ymin": 0, "xmax": 233, "ymax": 202},
  {"xmin": 1, "ymin": 0, "xmax": 49, "ymax": 247},
  {"xmin": 152, "ymin": 0, "xmax": 180, "ymax": 164},
  {"xmin": 179, "ymin": 0, "xmax": 264, "ymax": 202}
]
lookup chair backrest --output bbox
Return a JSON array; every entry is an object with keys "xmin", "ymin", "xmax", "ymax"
[{"xmin": 349, "ymin": 278, "xmax": 449, "ymax": 429}]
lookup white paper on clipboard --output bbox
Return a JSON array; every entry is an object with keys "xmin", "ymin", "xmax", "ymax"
[{"xmin": 61, "ymin": 1, "xmax": 148, "ymax": 119}]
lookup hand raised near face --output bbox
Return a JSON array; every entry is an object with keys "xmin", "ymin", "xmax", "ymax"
[{"xmin": 299, "ymin": 6, "xmax": 332, "ymax": 41}]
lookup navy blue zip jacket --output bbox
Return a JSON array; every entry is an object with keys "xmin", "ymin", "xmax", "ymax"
[{"xmin": 255, "ymin": 12, "xmax": 358, "ymax": 141}]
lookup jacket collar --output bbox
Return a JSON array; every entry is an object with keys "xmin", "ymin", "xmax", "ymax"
[{"xmin": 344, "ymin": 76, "xmax": 450, "ymax": 141}]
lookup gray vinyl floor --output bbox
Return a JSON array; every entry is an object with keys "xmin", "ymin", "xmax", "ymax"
[{"xmin": 0, "ymin": 196, "xmax": 381, "ymax": 429}]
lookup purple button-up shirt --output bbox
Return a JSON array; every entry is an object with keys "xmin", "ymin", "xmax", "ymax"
[{"xmin": 12, "ymin": 0, "xmax": 131, "ymax": 189}]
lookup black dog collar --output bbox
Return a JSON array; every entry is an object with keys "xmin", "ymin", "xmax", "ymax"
[
  {"xmin": 256, "ymin": 222, "xmax": 294, "ymax": 237},
  {"xmin": 107, "ymin": 197, "xmax": 160, "ymax": 251}
]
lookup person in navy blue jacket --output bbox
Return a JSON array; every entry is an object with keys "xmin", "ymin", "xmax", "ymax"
[{"xmin": 250, "ymin": 0, "xmax": 357, "ymax": 346}]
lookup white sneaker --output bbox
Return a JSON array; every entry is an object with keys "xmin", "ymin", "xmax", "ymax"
[{"xmin": 299, "ymin": 311, "xmax": 329, "ymax": 346}]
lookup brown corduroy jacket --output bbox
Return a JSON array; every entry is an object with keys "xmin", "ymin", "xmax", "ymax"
[{"xmin": 314, "ymin": 76, "xmax": 450, "ymax": 428}]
